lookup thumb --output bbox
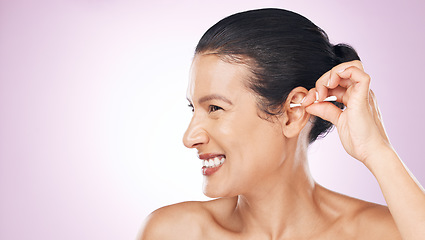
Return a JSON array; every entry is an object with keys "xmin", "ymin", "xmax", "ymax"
[{"xmin": 305, "ymin": 102, "xmax": 342, "ymax": 126}]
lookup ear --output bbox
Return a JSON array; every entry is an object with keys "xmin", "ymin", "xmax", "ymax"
[{"xmin": 280, "ymin": 87, "xmax": 310, "ymax": 138}]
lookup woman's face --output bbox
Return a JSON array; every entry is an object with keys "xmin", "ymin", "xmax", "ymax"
[{"xmin": 183, "ymin": 54, "xmax": 288, "ymax": 198}]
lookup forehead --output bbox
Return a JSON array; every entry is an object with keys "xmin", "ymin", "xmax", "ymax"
[{"xmin": 187, "ymin": 54, "xmax": 251, "ymax": 101}]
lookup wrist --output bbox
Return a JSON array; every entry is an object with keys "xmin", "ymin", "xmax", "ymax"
[{"xmin": 363, "ymin": 143, "xmax": 399, "ymax": 174}]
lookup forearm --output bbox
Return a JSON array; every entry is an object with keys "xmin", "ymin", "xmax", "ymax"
[{"xmin": 366, "ymin": 147, "xmax": 425, "ymax": 240}]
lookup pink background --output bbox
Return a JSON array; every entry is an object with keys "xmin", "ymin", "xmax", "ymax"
[{"xmin": 1, "ymin": 0, "xmax": 424, "ymax": 239}]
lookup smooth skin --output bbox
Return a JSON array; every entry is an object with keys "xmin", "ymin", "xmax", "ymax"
[{"xmin": 139, "ymin": 55, "xmax": 425, "ymax": 240}]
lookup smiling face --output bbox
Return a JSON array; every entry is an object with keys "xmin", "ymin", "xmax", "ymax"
[{"xmin": 183, "ymin": 54, "xmax": 290, "ymax": 198}]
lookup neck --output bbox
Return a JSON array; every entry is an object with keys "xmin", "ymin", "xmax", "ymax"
[{"xmin": 231, "ymin": 139, "xmax": 325, "ymax": 238}]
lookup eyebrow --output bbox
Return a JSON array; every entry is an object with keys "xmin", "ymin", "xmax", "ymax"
[{"xmin": 187, "ymin": 94, "xmax": 233, "ymax": 105}]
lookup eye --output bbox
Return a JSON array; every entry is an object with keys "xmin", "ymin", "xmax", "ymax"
[
  {"xmin": 208, "ymin": 105, "xmax": 223, "ymax": 113},
  {"xmin": 187, "ymin": 103, "xmax": 194, "ymax": 112}
]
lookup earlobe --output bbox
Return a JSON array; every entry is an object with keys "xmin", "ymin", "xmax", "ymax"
[{"xmin": 281, "ymin": 87, "xmax": 310, "ymax": 138}]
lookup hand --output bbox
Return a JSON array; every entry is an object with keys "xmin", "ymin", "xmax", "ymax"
[{"xmin": 301, "ymin": 60, "xmax": 392, "ymax": 165}]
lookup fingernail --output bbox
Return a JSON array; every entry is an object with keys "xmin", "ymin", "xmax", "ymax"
[
  {"xmin": 315, "ymin": 92, "xmax": 319, "ymax": 101},
  {"xmin": 301, "ymin": 97, "xmax": 306, "ymax": 104},
  {"xmin": 338, "ymin": 68, "xmax": 346, "ymax": 73},
  {"xmin": 326, "ymin": 78, "xmax": 331, "ymax": 87}
]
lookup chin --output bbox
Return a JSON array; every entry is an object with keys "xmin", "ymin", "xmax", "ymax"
[
  {"xmin": 203, "ymin": 183, "xmax": 222, "ymax": 198},
  {"xmin": 203, "ymin": 191, "xmax": 221, "ymax": 198},
  {"xmin": 202, "ymin": 181, "xmax": 237, "ymax": 199},
  {"xmin": 203, "ymin": 191, "xmax": 235, "ymax": 199}
]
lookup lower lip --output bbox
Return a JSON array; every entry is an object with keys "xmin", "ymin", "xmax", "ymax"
[{"xmin": 202, "ymin": 164, "xmax": 223, "ymax": 176}]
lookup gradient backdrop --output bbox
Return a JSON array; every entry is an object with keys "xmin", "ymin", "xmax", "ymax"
[{"xmin": 1, "ymin": 0, "xmax": 424, "ymax": 239}]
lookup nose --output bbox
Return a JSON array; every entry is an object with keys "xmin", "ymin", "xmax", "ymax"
[{"xmin": 183, "ymin": 115, "xmax": 209, "ymax": 148}]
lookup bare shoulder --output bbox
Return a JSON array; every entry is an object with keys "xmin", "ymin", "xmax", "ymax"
[
  {"xmin": 138, "ymin": 201, "xmax": 208, "ymax": 240},
  {"xmin": 137, "ymin": 198, "xmax": 237, "ymax": 240},
  {"xmin": 318, "ymin": 186, "xmax": 401, "ymax": 239},
  {"xmin": 353, "ymin": 202, "xmax": 402, "ymax": 240}
]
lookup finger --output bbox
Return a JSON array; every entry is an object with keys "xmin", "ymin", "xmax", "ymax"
[
  {"xmin": 317, "ymin": 60, "xmax": 363, "ymax": 101},
  {"xmin": 338, "ymin": 79, "xmax": 355, "ymax": 89},
  {"xmin": 315, "ymin": 78, "xmax": 352, "ymax": 107},
  {"xmin": 317, "ymin": 72, "xmax": 353, "ymax": 100},
  {"xmin": 301, "ymin": 88, "xmax": 319, "ymax": 107},
  {"xmin": 328, "ymin": 60, "xmax": 363, "ymax": 87},
  {"xmin": 305, "ymin": 102, "xmax": 342, "ymax": 126},
  {"xmin": 336, "ymin": 66, "xmax": 371, "ymax": 99},
  {"xmin": 303, "ymin": 86, "xmax": 350, "ymax": 108},
  {"xmin": 330, "ymin": 60, "xmax": 364, "ymax": 78},
  {"xmin": 315, "ymin": 71, "xmax": 331, "ymax": 101},
  {"xmin": 328, "ymin": 86, "xmax": 349, "ymax": 106}
]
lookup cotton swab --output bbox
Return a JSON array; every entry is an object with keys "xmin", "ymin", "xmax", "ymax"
[{"xmin": 290, "ymin": 96, "xmax": 337, "ymax": 108}]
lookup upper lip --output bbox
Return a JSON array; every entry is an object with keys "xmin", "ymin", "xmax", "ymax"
[{"xmin": 198, "ymin": 153, "xmax": 225, "ymax": 160}]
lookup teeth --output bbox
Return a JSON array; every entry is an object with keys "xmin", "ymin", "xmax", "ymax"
[
  {"xmin": 202, "ymin": 156, "xmax": 226, "ymax": 168},
  {"xmin": 214, "ymin": 157, "xmax": 220, "ymax": 166}
]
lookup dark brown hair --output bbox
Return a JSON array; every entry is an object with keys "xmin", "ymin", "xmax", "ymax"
[{"xmin": 195, "ymin": 8, "xmax": 360, "ymax": 143}]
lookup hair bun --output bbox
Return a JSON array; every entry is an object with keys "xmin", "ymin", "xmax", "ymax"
[{"xmin": 333, "ymin": 43, "xmax": 361, "ymax": 63}]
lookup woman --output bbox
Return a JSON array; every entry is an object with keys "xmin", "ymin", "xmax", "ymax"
[{"xmin": 140, "ymin": 8, "xmax": 425, "ymax": 239}]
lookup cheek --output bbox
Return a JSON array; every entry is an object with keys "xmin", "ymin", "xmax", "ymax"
[
  {"xmin": 205, "ymin": 113, "xmax": 286, "ymax": 196},
  {"xmin": 245, "ymin": 124, "xmax": 285, "ymax": 168},
  {"xmin": 220, "ymin": 112, "xmax": 285, "ymax": 169}
]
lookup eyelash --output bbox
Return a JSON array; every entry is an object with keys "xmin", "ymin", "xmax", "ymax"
[
  {"xmin": 208, "ymin": 105, "xmax": 223, "ymax": 113},
  {"xmin": 188, "ymin": 103, "xmax": 194, "ymax": 112},
  {"xmin": 187, "ymin": 104, "xmax": 223, "ymax": 113}
]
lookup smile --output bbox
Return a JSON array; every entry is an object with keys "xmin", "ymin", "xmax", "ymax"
[
  {"xmin": 202, "ymin": 156, "xmax": 225, "ymax": 168},
  {"xmin": 201, "ymin": 155, "xmax": 226, "ymax": 176}
]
